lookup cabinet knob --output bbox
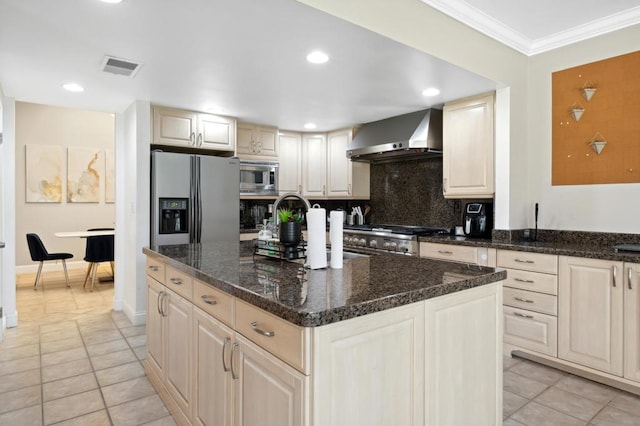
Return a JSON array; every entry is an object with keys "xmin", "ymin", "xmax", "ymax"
[{"xmin": 169, "ymin": 277, "xmax": 183, "ymax": 285}]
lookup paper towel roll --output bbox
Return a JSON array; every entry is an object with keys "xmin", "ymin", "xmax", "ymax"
[
  {"xmin": 329, "ymin": 211, "xmax": 343, "ymax": 269},
  {"xmin": 306, "ymin": 206, "xmax": 327, "ymax": 269}
]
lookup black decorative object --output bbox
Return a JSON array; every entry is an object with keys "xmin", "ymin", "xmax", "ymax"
[{"xmin": 279, "ymin": 221, "xmax": 302, "ymax": 246}]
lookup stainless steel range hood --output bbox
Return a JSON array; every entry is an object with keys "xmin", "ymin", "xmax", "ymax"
[{"xmin": 347, "ymin": 109, "xmax": 442, "ymax": 163}]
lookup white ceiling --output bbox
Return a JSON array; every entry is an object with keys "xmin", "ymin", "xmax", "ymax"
[{"xmin": 1, "ymin": 0, "xmax": 638, "ymax": 132}]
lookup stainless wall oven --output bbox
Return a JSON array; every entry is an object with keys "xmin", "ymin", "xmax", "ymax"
[{"xmin": 240, "ymin": 161, "xmax": 279, "ymax": 195}]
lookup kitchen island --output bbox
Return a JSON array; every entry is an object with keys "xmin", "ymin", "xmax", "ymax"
[{"xmin": 143, "ymin": 242, "xmax": 506, "ymax": 426}]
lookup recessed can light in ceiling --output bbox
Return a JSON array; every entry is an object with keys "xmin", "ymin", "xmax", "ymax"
[
  {"xmin": 306, "ymin": 51, "xmax": 329, "ymax": 64},
  {"xmin": 99, "ymin": 0, "xmax": 123, "ymax": 3},
  {"xmin": 421, "ymin": 88, "xmax": 440, "ymax": 97},
  {"xmin": 304, "ymin": 123, "xmax": 317, "ymax": 130},
  {"xmin": 62, "ymin": 83, "xmax": 84, "ymax": 92}
]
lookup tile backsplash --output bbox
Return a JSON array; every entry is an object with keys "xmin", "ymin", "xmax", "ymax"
[{"xmin": 370, "ymin": 158, "xmax": 463, "ymax": 229}]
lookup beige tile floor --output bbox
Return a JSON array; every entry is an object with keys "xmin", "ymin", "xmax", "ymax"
[
  {"xmin": 0, "ymin": 267, "xmax": 175, "ymax": 426},
  {"xmin": 504, "ymin": 355, "xmax": 640, "ymax": 425}
]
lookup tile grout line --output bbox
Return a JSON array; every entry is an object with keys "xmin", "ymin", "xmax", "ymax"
[{"xmin": 77, "ymin": 316, "xmax": 116, "ymax": 426}]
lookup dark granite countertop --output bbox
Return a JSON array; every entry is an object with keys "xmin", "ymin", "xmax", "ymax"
[
  {"xmin": 143, "ymin": 242, "xmax": 505, "ymax": 327},
  {"xmin": 419, "ymin": 235, "xmax": 640, "ymax": 263}
]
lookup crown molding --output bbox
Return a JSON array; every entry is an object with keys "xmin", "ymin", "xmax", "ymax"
[{"xmin": 421, "ymin": 0, "xmax": 640, "ymax": 56}]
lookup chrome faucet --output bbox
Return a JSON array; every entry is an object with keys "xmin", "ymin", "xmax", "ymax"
[{"xmin": 272, "ymin": 192, "xmax": 312, "ymax": 224}]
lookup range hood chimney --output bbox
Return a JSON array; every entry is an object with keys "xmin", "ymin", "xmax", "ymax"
[{"xmin": 347, "ymin": 109, "xmax": 442, "ymax": 163}]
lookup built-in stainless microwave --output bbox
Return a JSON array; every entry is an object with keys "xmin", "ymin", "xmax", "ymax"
[{"xmin": 239, "ymin": 161, "xmax": 279, "ymax": 195}]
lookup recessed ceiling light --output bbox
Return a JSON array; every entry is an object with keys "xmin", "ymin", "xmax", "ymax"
[
  {"xmin": 62, "ymin": 83, "xmax": 84, "ymax": 93},
  {"xmin": 306, "ymin": 51, "xmax": 329, "ymax": 64},
  {"xmin": 99, "ymin": 0, "xmax": 123, "ymax": 3},
  {"xmin": 421, "ymin": 88, "xmax": 440, "ymax": 97},
  {"xmin": 304, "ymin": 123, "xmax": 317, "ymax": 130}
]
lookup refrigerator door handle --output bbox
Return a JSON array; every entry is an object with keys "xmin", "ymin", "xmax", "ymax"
[
  {"xmin": 196, "ymin": 157, "xmax": 203, "ymax": 243},
  {"xmin": 190, "ymin": 156, "xmax": 197, "ymax": 244}
]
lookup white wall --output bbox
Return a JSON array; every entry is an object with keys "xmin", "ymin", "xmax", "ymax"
[
  {"xmin": 15, "ymin": 102, "xmax": 115, "ymax": 268},
  {"xmin": 1, "ymin": 88, "xmax": 17, "ymax": 328},
  {"xmin": 118, "ymin": 100, "xmax": 150, "ymax": 326},
  {"xmin": 527, "ymin": 25, "xmax": 640, "ymax": 233}
]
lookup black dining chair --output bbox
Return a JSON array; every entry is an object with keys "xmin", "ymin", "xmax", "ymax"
[
  {"xmin": 83, "ymin": 228, "xmax": 115, "ymax": 292},
  {"xmin": 26, "ymin": 233, "xmax": 73, "ymax": 291}
]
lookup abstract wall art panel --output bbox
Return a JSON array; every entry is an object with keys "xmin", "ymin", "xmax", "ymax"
[
  {"xmin": 105, "ymin": 149, "xmax": 115, "ymax": 203},
  {"xmin": 25, "ymin": 144, "xmax": 63, "ymax": 203},
  {"xmin": 67, "ymin": 147, "xmax": 101, "ymax": 203}
]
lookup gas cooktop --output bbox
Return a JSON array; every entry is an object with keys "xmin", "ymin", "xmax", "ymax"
[
  {"xmin": 343, "ymin": 224, "xmax": 451, "ymax": 236},
  {"xmin": 342, "ymin": 224, "xmax": 451, "ymax": 255}
]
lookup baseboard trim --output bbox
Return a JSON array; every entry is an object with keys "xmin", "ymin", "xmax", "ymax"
[
  {"xmin": 123, "ymin": 301, "xmax": 146, "ymax": 326},
  {"xmin": 506, "ymin": 346, "xmax": 640, "ymax": 396},
  {"xmin": 16, "ymin": 261, "xmax": 88, "ymax": 274}
]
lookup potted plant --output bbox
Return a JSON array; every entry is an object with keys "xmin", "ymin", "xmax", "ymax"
[{"xmin": 278, "ymin": 208, "xmax": 303, "ymax": 246}]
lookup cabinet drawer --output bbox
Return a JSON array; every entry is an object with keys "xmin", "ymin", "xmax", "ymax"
[
  {"xmin": 165, "ymin": 265, "xmax": 193, "ymax": 301},
  {"xmin": 193, "ymin": 280, "xmax": 234, "ymax": 327},
  {"xmin": 419, "ymin": 242, "xmax": 478, "ymax": 264},
  {"xmin": 503, "ymin": 307, "xmax": 557, "ymax": 356},
  {"xmin": 235, "ymin": 299, "xmax": 308, "ymax": 374},
  {"xmin": 504, "ymin": 268, "xmax": 558, "ymax": 295},
  {"xmin": 146, "ymin": 257, "xmax": 165, "ymax": 283},
  {"xmin": 498, "ymin": 250, "xmax": 558, "ymax": 274},
  {"xmin": 503, "ymin": 287, "xmax": 557, "ymax": 316}
]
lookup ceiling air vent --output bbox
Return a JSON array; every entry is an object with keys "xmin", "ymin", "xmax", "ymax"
[{"xmin": 101, "ymin": 56, "xmax": 142, "ymax": 77}]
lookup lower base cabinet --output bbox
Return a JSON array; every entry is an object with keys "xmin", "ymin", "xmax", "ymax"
[
  {"xmin": 145, "ymin": 255, "xmax": 502, "ymax": 426},
  {"xmin": 558, "ymin": 256, "xmax": 624, "ymax": 376},
  {"xmin": 191, "ymin": 308, "xmax": 307, "ymax": 426},
  {"xmin": 146, "ymin": 277, "xmax": 193, "ymax": 424},
  {"xmin": 192, "ymin": 308, "xmax": 233, "ymax": 426}
]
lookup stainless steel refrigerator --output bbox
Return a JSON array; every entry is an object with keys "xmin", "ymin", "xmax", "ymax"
[{"xmin": 151, "ymin": 151, "xmax": 239, "ymax": 246}]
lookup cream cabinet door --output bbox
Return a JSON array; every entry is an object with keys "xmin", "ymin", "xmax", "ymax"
[
  {"xmin": 152, "ymin": 107, "xmax": 197, "ymax": 147},
  {"xmin": 625, "ymin": 263, "xmax": 640, "ymax": 382},
  {"xmin": 558, "ymin": 256, "xmax": 624, "ymax": 376},
  {"xmin": 442, "ymin": 93, "xmax": 494, "ymax": 198},
  {"xmin": 255, "ymin": 126, "xmax": 278, "ymax": 157},
  {"xmin": 425, "ymin": 283, "xmax": 502, "ymax": 426},
  {"xmin": 326, "ymin": 129, "xmax": 352, "ymax": 197},
  {"xmin": 278, "ymin": 132, "xmax": 302, "ymax": 194},
  {"xmin": 327, "ymin": 129, "xmax": 369, "ymax": 199},
  {"xmin": 198, "ymin": 113, "xmax": 235, "ymax": 151},
  {"xmin": 146, "ymin": 277, "xmax": 165, "ymax": 378},
  {"xmin": 236, "ymin": 123, "xmax": 256, "ymax": 155},
  {"xmin": 233, "ymin": 334, "xmax": 308, "ymax": 426},
  {"xmin": 236, "ymin": 123, "xmax": 278, "ymax": 158},
  {"xmin": 192, "ymin": 307, "xmax": 234, "ymax": 426},
  {"xmin": 301, "ymin": 134, "xmax": 327, "ymax": 197},
  {"xmin": 312, "ymin": 302, "xmax": 425, "ymax": 426},
  {"xmin": 165, "ymin": 289, "xmax": 193, "ymax": 418}
]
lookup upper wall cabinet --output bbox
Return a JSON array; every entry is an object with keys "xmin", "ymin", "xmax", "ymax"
[
  {"xmin": 278, "ymin": 131, "xmax": 302, "ymax": 194},
  {"xmin": 236, "ymin": 123, "xmax": 279, "ymax": 159},
  {"xmin": 152, "ymin": 106, "xmax": 236, "ymax": 152},
  {"xmin": 327, "ymin": 129, "xmax": 369, "ymax": 199},
  {"xmin": 301, "ymin": 134, "xmax": 328, "ymax": 197},
  {"xmin": 442, "ymin": 93, "xmax": 495, "ymax": 198}
]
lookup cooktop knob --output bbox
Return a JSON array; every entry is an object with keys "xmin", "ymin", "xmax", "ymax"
[
  {"xmin": 359, "ymin": 238, "xmax": 367, "ymax": 247},
  {"xmin": 369, "ymin": 240, "xmax": 378, "ymax": 248},
  {"xmin": 388, "ymin": 242, "xmax": 398, "ymax": 251}
]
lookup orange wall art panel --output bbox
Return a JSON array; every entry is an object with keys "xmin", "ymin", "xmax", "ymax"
[{"xmin": 552, "ymin": 50, "xmax": 640, "ymax": 185}]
